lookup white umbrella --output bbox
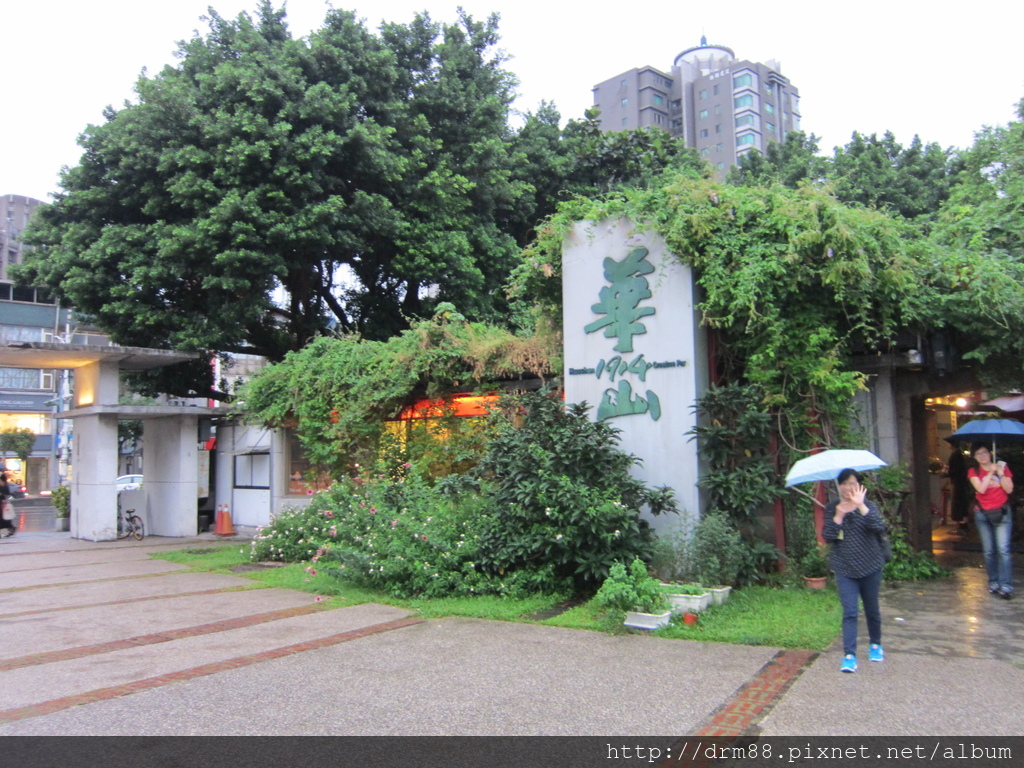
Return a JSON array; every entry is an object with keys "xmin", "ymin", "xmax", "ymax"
[{"xmin": 785, "ymin": 449, "xmax": 887, "ymax": 487}]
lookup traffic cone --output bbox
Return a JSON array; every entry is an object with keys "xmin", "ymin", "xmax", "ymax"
[{"xmin": 214, "ymin": 504, "xmax": 235, "ymax": 536}]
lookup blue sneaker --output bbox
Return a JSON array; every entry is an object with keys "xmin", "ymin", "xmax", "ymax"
[
  {"xmin": 840, "ymin": 654, "xmax": 857, "ymax": 673},
  {"xmin": 869, "ymin": 644, "xmax": 884, "ymax": 662}
]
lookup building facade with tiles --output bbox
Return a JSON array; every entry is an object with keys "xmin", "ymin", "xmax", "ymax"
[{"xmin": 592, "ymin": 38, "xmax": 801, "ymax": 175}]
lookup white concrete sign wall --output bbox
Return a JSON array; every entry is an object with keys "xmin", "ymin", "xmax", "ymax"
[{"xmin": 562, "ymin": 218, "xmax": 706, "ymax": 529}]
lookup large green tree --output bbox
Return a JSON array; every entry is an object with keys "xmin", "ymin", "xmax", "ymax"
[
  {"xmin": 830, "ymin": 131, "xmax": 963, "ymax": 220},
  {"xmin": 728, "ymin": 130, "xmax": 963, "ymax": 222},
  {"xmin": 925, "ymin": 97, "xmax": 1024, "ymax": 389},
  {"xmin": 20, "ymin": 3, "xmax": 526, "ymax": 398}
]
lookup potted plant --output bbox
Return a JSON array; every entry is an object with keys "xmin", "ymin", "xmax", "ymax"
[
  {"xmin": 800, "ymin": 544, "xmax": 829, "ymax": 588},
  {"xmin": 592, "ymin": 558, "xmax": 672, "ymax": 630},
  {"xmin": 660, "ymin": 582, "xmax": 712, "ymax": 613},
  {"xmin": 51, "ymin": 485, "xmax": 71, "ymax": 532}
]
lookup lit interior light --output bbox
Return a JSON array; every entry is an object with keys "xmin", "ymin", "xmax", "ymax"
[{"xmin": 955, "ymin": 398, "xmax": 968, "ymax": 408}]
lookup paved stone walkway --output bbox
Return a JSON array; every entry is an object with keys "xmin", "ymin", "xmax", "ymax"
[{"xmin": 1, "ymin": 530, "xmax": 1022, "ymax": 738}]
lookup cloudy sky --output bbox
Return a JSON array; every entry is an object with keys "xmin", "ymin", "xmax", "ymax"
[{"xmin": 5, "ymin": 0, "xmax": 1023, "ymax": 202}]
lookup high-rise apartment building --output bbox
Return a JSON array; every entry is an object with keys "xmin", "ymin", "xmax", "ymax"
[{"xmin": 592, "ymin": 38, "xmax": 801, "ymax": 174}]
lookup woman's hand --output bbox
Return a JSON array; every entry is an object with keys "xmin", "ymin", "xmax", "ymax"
[{"xmin": 851, "ymin": 482, "xmax": 868, "ymax": 510}]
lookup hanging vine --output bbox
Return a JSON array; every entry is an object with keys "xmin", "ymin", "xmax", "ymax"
[{"xmin": 513, "ymin": 175, "xmax": 1024, "ymax": 447}]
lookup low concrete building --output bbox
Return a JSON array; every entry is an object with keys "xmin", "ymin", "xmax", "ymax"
[{"xmin": 0, "ymin": 341, "xmax": 227, "ymax": 540}]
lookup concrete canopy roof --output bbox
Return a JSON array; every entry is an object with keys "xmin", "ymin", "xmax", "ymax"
[
  {"xmin": 0, "ymin": 341, "xmax": 198, "ymax": 371},
  {"xmin": 0, "ymin": 341, "xmax": 232, "ymax": 419}
]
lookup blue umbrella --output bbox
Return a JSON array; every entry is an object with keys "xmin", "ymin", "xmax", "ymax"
[
  {"xmin": 785, "ymin": 449, "xmax": 887, "ymax": 487},
  {"xmin": 944, "ymin": 418, "xmax": 1024, "ymax": 461}
]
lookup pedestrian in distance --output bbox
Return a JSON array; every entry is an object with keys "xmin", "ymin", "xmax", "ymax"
[
  {"xmin": 0, "ymin": 471, "xmax": 16, "ymax": 537},
  {"xmin": 947, "ymin": 447, "xmax": 971, "ymax": 533},
  {"xmin": 822, "ymin": 468, "xmax": 887, "ymax": 673},
  {"xmin": 967, "ymin": 442, "xmax": 1014, "ymax": 600}
]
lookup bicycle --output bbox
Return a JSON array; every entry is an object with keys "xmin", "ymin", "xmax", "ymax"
[{"xmin": 117, "ymin": 500, "xmax": 145, "ymax": 540}]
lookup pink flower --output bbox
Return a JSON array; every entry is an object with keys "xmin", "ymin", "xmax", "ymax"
[
  {"xmin": 315, "ymin": 596, "xmax": 326, "ymax": 602},
  {"xmin": 329, "ymin": 528, "xmax": 337, "ymax": 537},
  {"xmin": 391, "ymin": 520, "xmax": 398, "ymax": 528},
  {"xmin": 370, "ymin": 507, "xmax": 377, "ymax": 514},
  {"xmin": 421, "ymin": 535, "xmax": 428, "ymax": 541},
  {"xmin": 403, "ymin": 463, "xmax": 411, "ymax": 469},
  {"xmin": 324, "ymin": 511, "xmax": 334, "ymax": 519},
  {"xmin": 305, "ymin": 566, "xmax": 317, "ymax": 575}
]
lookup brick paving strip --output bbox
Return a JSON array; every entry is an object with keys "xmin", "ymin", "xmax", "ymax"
[
  {"xmin": 0, "ymin": 585, "xmax": 257, "ymax": 619},
  {"xmin": 0, "ymin": 570, "xmax": 210, "ymax": 593},
  {"xmin": 658, "ymin": 649, "xmax": 818, "ymax": 767},
  {"xmin": 0, "ymin": 616, "xmax": 422, "ymax": 724},
  {"xmin": 0, "ymin": 603, "xmax": 328, "ymax": 671}
]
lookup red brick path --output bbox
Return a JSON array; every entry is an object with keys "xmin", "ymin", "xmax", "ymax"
[
  {"xmin": 659, "ymin": 649, "xmax": 818, "ymax": 767},
  {"xmin": 0, "ymin": 616, "xmax": 421, "ymax": 724}
]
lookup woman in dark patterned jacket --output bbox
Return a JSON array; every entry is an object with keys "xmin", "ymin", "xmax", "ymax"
[{"xmin": 822, "ymin": 468, "xmax": 887, "ymax": 673}]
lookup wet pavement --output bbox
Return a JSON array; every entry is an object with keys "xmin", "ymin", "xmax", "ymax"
[
  {"xmin": 5, "ymin": 498, "xmax": 60, "ymax": 535},
  {"xmin": 880, "ymin": 550, "xmax": 1024, "ymax": 668},
  {"xmin": 1, "ymin": 518, "xmax": 1023, "ymax": 737}
]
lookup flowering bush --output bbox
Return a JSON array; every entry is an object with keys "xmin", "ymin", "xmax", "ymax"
[
  {"xmin": 251, "ymin": 469, "xmax": 548, "ymax": 598},
  {"xmin": 249, "ymin": 503, "xmax": 337, "ymax": 563}
]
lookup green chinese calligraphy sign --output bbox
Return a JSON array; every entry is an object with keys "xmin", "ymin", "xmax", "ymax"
[{"xmin": 584, "ymin": 247, "xmax": 655, "ymax": 353}]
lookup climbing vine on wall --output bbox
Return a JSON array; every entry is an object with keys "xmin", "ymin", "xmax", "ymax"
[
  {"xmin": 237, "ymin": 304, "xmax": 558, "ymax": 478},
  {"xmin": 513, "ymin": 175, "xmax": 1024, "ymax": 445}
]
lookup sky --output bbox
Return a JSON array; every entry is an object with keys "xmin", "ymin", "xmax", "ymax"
[{"xmin": 5, "ymin": 0, "xmax": 1024, "ymax": 202}]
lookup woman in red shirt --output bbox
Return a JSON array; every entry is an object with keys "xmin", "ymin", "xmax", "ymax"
[{"xmin": 967, "ymin": 443, "xmax": 1014, "ymax": 599}]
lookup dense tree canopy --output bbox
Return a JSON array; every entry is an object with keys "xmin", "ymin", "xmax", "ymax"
[
  {"xmin": 21, "ymin": 3, "xmax": 529, "ymax": 397},
  {"xmin": 518, "ymin": 163, "xmax": 1024, "ymax": 440},
  {"xmin": 728, "ymin": 130, "xmax": 964, "ymax": 221},
  {"xmin": 20, "ymin": 3, "xmax": 710, "ymax": 399}
]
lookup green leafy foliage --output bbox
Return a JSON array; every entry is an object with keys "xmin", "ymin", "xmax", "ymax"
[
  {"xmin": 473, "ymin": 388, "xmax": 677, "ymax": 591},
  {"xmin": 238, "ymin": 305, "xmax": 555, "ymax": 478},
  {"xmin": 688, "ymin": 383, "xmax": 782, "ymax": 520},
  {"xmin": 689, "ymin": 512, "xmax": 748, "ymax": 587},
  {"xmin": 249, "ymin": 469, "xmax": 543, "ymax": 598},
  {"xmin": 882, "ymin": 523, "xmax": 948, "ymax": 581},
  {"xmin": 798, "ymin": 544, "xmax": 829, "ymax": 579},
  {"xmin": 18, "ymin": 4, "xmax": 529, "ymax": 397},
  {"xmin": 51, "ymin": 485, "xmax": 71, "ymax": 519},
  {"xmin": 726, "ymin": 131, "xmax": 830, "ymax": 189},
  {"xmin": 729, "ymin": 130, "xmax": 964, "ymax": 223},
  {"xmin": 660, "ymin": 582, "xmax": 706, "ymax": 596},
  {"xmin": 248, "ymin": 385, "xmax": 675, "ymax": 599},
  {"xmin": 591, "ymin": 558, "xmax": 668, "ymax": 615},
  {"xmin": 830, "ymin": 131, "xmax": 964, "ymax": 221},
  {"xmin": 0, "ymin": 428, "xmax": 37, "ymax": 464}
]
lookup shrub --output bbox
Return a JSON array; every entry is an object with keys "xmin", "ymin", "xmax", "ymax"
[
  {"xmin": 249, "ymin": 503, "xmax": 335, "ymax": 564},
  {"xmin": 690, "ymin": 511, "xmax": 747, "ymax": 586},
  {"xmin": 591, "ymin": 558, "xmax": 668, "ymax": 615},
  {"xmin": 251, "ymin": 469, "xmax": 558, "ymax": 599},
  {"xmin": 474, "ymin": 387, "xmax": 677, "ymax": 592},
  {"xmin": 883, "ymin": 524, "xmax": 948, "ymax": 581},
  {"xmin": 51, "ymin": 485, "xmax": 71, "ymax": 519},
  {"xmin": 687, "ymin": 383, "xmax": 782, "ymax": 521}
]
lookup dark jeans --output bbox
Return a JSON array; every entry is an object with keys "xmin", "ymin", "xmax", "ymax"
[{"xmin": 834, "ymin": 569, "xmax": 882, "ymax": 656}]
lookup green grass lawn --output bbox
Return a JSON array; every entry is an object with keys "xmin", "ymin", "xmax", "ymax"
[{"xmin": 150, "ymin": 545, "xmax": 840, "ymax": 650}]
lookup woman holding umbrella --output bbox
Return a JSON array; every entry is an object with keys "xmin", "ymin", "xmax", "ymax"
[
  {"xmin": 967, "ymin": 442, "xmax": 1014, "ymax": 599},
  {"xmin": 822, "ymin": 469, "xmax": 887, "ymax": 673}
]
